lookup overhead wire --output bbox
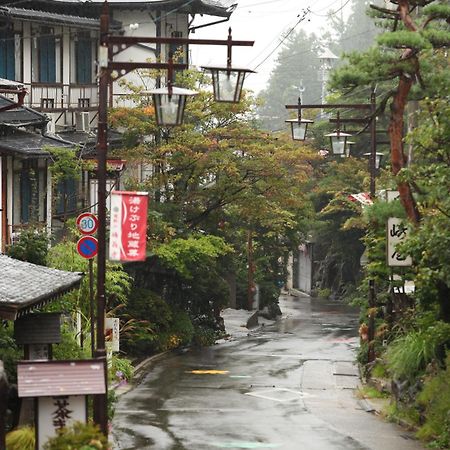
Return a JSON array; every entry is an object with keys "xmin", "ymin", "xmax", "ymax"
[{"xmin": 246, "ymin": 0, "xmax": 354, "ymax": 75}]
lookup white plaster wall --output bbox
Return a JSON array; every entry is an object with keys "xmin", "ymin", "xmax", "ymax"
[{"xmin": 22, "ymin": 22, "xmax": 32, "ymax": 85}]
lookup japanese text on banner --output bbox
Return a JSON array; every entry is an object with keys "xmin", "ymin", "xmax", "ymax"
[{"xmin": 109, "ymin": 191, "xmax": 149, "ymax": 262}]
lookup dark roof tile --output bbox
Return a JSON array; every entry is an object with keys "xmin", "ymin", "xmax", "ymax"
[{"xmin": 0, "ymin": 255, "xmax": 83, "ymax": 320}]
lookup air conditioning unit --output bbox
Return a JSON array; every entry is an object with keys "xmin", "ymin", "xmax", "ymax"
[{"xmin": 75, "ymin": 112, "xmax": 90, "ymax": 132}]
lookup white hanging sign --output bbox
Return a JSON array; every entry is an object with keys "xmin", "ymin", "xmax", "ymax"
[
  {"xmin": 105, "ymin": 317, "xmax": 120, "ymax": 353},
  {"xmin": 387, "ymin": 218, "xmax": 412, "ymax": 267}
]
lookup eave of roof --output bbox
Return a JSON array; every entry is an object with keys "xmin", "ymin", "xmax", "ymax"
[
  {"xmin": 0, "ymin": 254, "xmax": 83, "ymax": 320},
  {"xmin": 14, "ymin": 0, "xmax": 234, "ymax": 19},
  {"xmin": 18, "ymin": 360, "xmax": 106, "ymax": 397},
  {"xmin": 0, "ymin": 6, "xmax": 107, "ymax": 29},
  {"xmin": 0, "ymin": 95, "xmax": 48, "ymax": 127},
  {"xmin": 0, "ymin": 126, "xmax": 73, "ymax": 158}
]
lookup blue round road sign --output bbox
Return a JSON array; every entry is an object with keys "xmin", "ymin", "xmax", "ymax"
[{"xmin": 77, "ymin": 236, "xmax": 98, "ymax": 259}]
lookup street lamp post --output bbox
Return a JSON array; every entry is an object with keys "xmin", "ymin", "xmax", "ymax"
[
  {"xmin": 285, "ymin": 91, "xmax": 380, "ymax": 365},
  {"xmin": 94, "ymin": 1, "xmax": 254, "ymax": 436},
  {"xmin": 285, "ymin": 98, "xmax": 314, "ymax": 141}
]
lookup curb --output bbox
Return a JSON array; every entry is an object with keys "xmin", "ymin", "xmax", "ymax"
[{"xmin": 113, "ymin": 350, "xmax": 172, "ymax": 398}]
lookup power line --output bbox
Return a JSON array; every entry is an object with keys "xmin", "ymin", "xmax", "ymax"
[
  {"xmin": 310, "ymin": 0, "xmax": 352, "ymax": 17},
  {"xmin": 249, "ymin": 8, "xmax": 311, "ymax": 72}
]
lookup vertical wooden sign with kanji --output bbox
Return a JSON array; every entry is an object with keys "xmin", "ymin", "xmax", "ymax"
[
  {"xmin": 109, "ymin": 191, "xmax": 149, "ymax": 261},
  {"xmin": 387, "ymin": 217, "xmax": 412, "ymax": 267}
]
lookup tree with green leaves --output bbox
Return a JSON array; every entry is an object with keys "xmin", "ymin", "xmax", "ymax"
[{"xmin": 110, "ymin": 69, "xmax": 317, "ymax": 321}]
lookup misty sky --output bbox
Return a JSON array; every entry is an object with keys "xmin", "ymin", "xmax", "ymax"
[{"xmin": 191, "ymin": 0, "xmax": 352, "ymax": 94}]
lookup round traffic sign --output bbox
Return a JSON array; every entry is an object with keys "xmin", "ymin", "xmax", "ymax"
[
  {"xmin": 77, "ymin": 236, "xmax": 98, "ymax": 259},
  {"xmin": 76, "ymin": 213, "xmax": 99, "ymax": 235}
]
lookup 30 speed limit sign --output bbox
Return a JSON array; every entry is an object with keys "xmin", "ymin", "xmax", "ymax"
[{"xmin": 76, "ymin": 212, "xmax": 99, "ymax": 235}]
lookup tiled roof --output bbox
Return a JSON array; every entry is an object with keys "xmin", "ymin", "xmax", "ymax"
[
  {"xmin": 0, "ymin": 95, "xmax": 48, "ymax": 127},
  {"xmin": 18, "ymin": 360, "xmax": 106, "ymax": 397},
  {"xmin": 0, "ymin": 255, "xmax": 83, "ymax": 320},
  {"xmin": 0, "ymin": 126, "xmax": 73, "ymax": 158},
  {"xmin": 22, "ymin": 0, "xmax": 234, "ymax": 18},
  {"xmin": 0, "ymin": 6, "xmax": 102, "ymax": 29}
]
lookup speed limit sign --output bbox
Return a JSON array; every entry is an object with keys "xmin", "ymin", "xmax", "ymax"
[{"xmin": 76, "ymin": 212, "xmax": 99, "ymax": 235}]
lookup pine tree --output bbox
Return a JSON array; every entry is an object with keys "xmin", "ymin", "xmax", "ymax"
[{"xmin": 331, "ymin": 0, "xmax": 450, "ymax": 225}]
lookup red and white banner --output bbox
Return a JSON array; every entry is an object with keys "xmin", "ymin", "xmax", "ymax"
[
  {"xmin": 348, "ymin": 192, "xmax": 373, "ymax": 206},
  {"xmin": 109, "ymin": 191, "xmax": 149, "ymax": 262}
]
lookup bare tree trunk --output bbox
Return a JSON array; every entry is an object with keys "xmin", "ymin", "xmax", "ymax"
[
  {"xmin": 389, "ymin": 74, "xmax": 421, "ymax": 225},
  {"xmin": 388, "ymin": 0, "xmax": 421, "ymax": 225}
]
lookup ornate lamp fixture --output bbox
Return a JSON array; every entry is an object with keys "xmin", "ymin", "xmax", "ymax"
[
  {"xmin": 344, "ymin": 141, "xmax": 355, "ymax": 158},
  {"xmin": 325, "ymin": 113, "xmax": 352, "ymax": 156},
  {"xmin": 285, "ymin": 98, "xmax": 314, "ymax": 141},
  {"xmin": 202, "ymin": 28, "xmax": 255, "ymax": 103},
  {"xmin": 147, "ymin": 55, "xmax": 198, "ymax": 126},
  {"xmin": 364, "ymin": 151, "xmax": 384, "ymax": 169}
]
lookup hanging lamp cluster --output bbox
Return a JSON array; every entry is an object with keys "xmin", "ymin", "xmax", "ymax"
[{"xmin": 146, "ymin": 28, "xmax": 255, "ymax": 126}]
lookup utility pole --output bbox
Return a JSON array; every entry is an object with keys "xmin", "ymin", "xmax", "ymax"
[
  {"xmin": 247, "ymin": 230, "xmax": 255, "ymax": 310},
  {"xmin": 367, "ymin": 90, "xmax": 377, "ymax": 365},
  {"xmin": 92, "ymin": 2, "xmax": 109, "ymax": 436}
]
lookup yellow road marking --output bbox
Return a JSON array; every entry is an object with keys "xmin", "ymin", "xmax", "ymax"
[{"xmin": 187, "ymin": 370, "xmax": 230, "ymax": 375}]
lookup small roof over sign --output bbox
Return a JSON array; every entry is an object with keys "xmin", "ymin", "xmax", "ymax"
[
  {"xmin": 0, "ymin": 255, "xmax": 83, "ymax": 320},
  {"xmin": 17, "ymin": 360, "xmax": 106, "ymax": 398}
]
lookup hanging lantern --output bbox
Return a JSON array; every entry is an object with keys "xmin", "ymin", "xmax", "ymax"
[
  {"xmin": 325, "ymin": 130, "xmax": 352, "ymax": 155},
  {"xmin": 285, "ymin": 118, "xmax": 314, "ymax": 141},
  {"xmin": 202, "ymin": 28, "xmax": 255, "ymax": 103},
  {"xmin": 285, "ymin": 97, "xmax": 313, "ymax": 141},
  {"xmin": 203, "ymin": 66, "xmax": 254, "ymax": 103},
  {"xmin": 149, "ymin": 86, "xmax": 197, "ymax": 126},
  {"xmin": 364, "ymin": 152, "xmax": 384, "ymax": 169},
  {"xmin": 344, "ymin": 141, "xmax": 356, "ymax": 158}
]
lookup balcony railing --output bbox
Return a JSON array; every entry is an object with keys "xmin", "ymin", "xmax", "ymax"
[{"xmin": 23, "ymin": 83, "xmax": 99, "ymax": 112}]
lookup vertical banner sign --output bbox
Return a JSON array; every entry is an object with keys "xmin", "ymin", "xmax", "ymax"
[
  {"xmin": 109, "ymin": 191, "xmax": 148, "ymax": 261},
  {"xmin": 105, "ymin": 318, "xmax": 120, "ymax": 353},
  {"xmin": 387, "ymin": 217, "xmax": 412, "ymax": 267}
]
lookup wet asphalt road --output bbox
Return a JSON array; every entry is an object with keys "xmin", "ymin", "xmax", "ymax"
[{"xmin": 113, "ymin": 295, "xmax": 425, "ymax": 450}]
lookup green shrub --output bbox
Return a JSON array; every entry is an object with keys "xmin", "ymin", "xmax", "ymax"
[
  {"xmin": 0, "ymin": 323, "xmax": 21, "ymax": 383},
  {"xmin": 416, "ymin": 353, "xmax": 450, "ymax": 448},
  {"xmin": 43, "ymin": 421, "xmax": 109, "ymax": 450},
  {"xmin": 110, "ymin": 355, "xmax": 134, "ymax": 383},
  {"xmin": 6, "ymin": 227, "xmax": 49, "ymax": 266},
  {"xmin": 6, "ymin": 426, "xmax": 35, "ymax": 450},
  {"xmin": 386, "ymin": 322, "xmax": 450, "ymax": 382},
  {"xmin": 193, "ymin": 326, "xmax": 217, "ymax": 347},
  {"xmin": 121, "ymin": 288, "xmax": 170, "ymax": 355},
  {"xmin": 53, "ymin": 326, "xmax": 91, "ymax": 361},
  {"xmin": 170, "ymin": 310, "xmax": 194, "ymax": 346},
  {"xmin": 317, "ymin": 288, "xmax": 332, "ymax": 299}
]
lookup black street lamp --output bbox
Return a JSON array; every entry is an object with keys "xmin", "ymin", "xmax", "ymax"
[
  {"xmin": 344, "ymin": 141, "xmax": 355, "ymax": 158},
  {"xmin": 285, "ymin": 97, "xmax": 313, "ymax": 141},
  {"xmin": 202, "ymin": 28, "xmax": 255, "ymax": 103},
  {"xmin": 325, "ymin": 113, "xmax": 352, "ymax": 156},
  {"xmin": 364, "ymin": 151, "xmax": 384, "ymax": 170},
  {"xmin": 148, "ymin": 56, "xmax": 198, "ymax": 127}
]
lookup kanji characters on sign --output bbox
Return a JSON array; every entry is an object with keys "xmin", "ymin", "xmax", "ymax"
[
  {"xmin": 387, "ymin": 217, "xmax": 412, "ymax": 267},
  {"xmin": 109, "ymin": 191, "xmax": 149, "ymax": 262}
]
